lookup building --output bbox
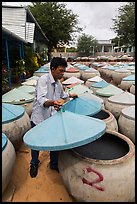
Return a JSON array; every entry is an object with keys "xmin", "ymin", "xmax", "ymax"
[
  {"xmin": 2, "ymin": 5, "xmax": 49, "ymax": 88},
  {"xmin": 2, "ymin": 5, "xmax": 49, "ymax": 51},
  {"xmin": 97, "ymin": 40, "xmax": 115, "ymax": 53}
]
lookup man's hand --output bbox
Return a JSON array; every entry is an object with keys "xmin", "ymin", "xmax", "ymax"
[{"xmin": 54, "ymin": 99, "xmax": 64, "ymax": 111}]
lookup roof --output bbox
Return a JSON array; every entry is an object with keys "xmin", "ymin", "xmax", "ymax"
[
  {"xmin": 2, "ymin": 26, "xmax": 28, "ymax": 44},
  {"xmin": 2, "ymin": 5, "xmax": 49, "ymax": 43},
  {"xmin": 98, "ymin": 39, "xmax": 115, "ymax": 46},
  {"xmin": 26, "ymin": 7, "xmax": 49, "ymax": 42}
]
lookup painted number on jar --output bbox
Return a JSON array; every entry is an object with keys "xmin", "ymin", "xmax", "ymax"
[{"xmin": 82, "ymin": 166, "xmax": 105, "ymax": 191}]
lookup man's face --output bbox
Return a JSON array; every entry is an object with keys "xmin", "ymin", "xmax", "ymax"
[{"xmin": 52, "ymin": 66, "xmax": 66, "ymax": 80}]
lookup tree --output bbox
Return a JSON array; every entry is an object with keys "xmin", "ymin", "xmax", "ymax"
[
  {"xmin": 112, "ymin": 2, "xmax": 135, "ymax": 47},
  {"xmin": 76, "ymin": 33, "xmax": 99, "ymax": 56},
  {"xmin": 29, "ymin": 2, "xmax": 82, "ymax": 60}
]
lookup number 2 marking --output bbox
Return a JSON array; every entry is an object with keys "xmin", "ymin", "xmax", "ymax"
[{"xmin": 82, "ymin": 166, "xmax": 105, "ymax": 191}]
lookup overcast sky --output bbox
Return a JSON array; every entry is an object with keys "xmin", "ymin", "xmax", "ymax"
[{"xmin": 3, "ymin": 2, "xmax": 127, "ymax": 42}]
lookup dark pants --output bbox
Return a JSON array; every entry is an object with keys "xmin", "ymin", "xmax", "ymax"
[{"xmin": 30, "ymin": 121, "xmax": 59, "ymax": 168}]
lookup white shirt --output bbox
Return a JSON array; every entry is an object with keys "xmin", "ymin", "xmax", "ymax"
[{"xmin": 31, "ymin": 71, "xmax": 69, "ymax": 125}]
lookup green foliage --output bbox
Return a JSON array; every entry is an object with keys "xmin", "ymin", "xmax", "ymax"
[
  {"xmin": 15, "ymin": 59, "xmax": 26, "ymax": 76},
  {"xmin": 66, "ymin": 47, "xmax": 77, "ymax": 52},
  {"xmin": 29, "ymin": 2, "xmax": 82, "ymax": 53},
  {"xmin": 24, "ymin": 46, "xmax": 39, "ymax": 76},
  {"xmin": 112, "ymin": 2, "xmax": 135, "ymax": 46},
  {"xmin": 57, "ymin": 47, "xmax": 65, "ymax": 52},
  {"xmin": 77, "ymin": 33, "xmax": 99, "ymax": 55}
]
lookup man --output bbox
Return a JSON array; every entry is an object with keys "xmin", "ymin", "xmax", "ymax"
[{"xmin": 30, "ymin": 57, "xmax": 77, "ymax": 178}]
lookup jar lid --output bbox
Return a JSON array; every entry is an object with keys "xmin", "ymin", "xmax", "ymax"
[
  {"xmin": 2, "ymin": 88, "xmax": 34, "ymax": 104},
  {"xmin": 87, "ymin": 76, "xmax": 102, "ymax": 82},
  {"xmin": 78, "ymin": 91, "xmax": 104, "ymax": 105},
  {"xmin": 23, "ymin": 110, "xmax": 106, "ymax": 151},
  {"xmin": 2, "ymin": 103, "xmax": 25, "ymax": 124},
  {"xmin": 96, "ymin": 84, "xmax": 124, "ymax": 97},
  {"xmin": 108, "ymin": 91, "xmax": 135, "ymax": 105},
  {"xmin": 122, "ymin": 75, "xmax": 135, "ymax": 81},
  {"xmin": 91, "ymin": 80, "xmax": 109, "ymax": 88},
  {"xmin": 63, "ymin": 96, "xmax": 102, "ymax": 116},
  {"xmin": 2, "ymin": 133, "xmax": 8, "ymax": 151},
  {"xmin": 114, "ymin": 69, "xmax": 131, "ymax": 73},
  {"xmin": 62, "ymin": 76, "xmax": 84, "ymax": 85},
  {"xmin": 35, "ymin": 68, "xmax": 49, "ymax": 73},
  {"xmin": 67, "ymin": 84, "xmax": 93, "ymax": 96},
  {"xmin": 66, "ymin": 68, "xmax": 79, "ymax": 73},
  {"xmin": 17, "ymin": 85, "xmax": 35, "ymax": 94},
  {"xmin": 121, "ymin": 105, "xmax": 135, "ymax": 120},
  {"xmin": 22, "ymin": 79, "xmax": 37, "ymax": 86}
]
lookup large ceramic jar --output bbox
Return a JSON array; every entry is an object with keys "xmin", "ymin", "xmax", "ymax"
[
  {"xmin": 119, "ymin": 75, "xmax": 135, "ymax": 91},
  {"xmin": 62, "ymin": 76, "xmax": 84, "ymax": 90},
  {"xmin": 96, "ymin": 84, "xmax": 124, "ymax": 103},
  {"xmin": 58, "ymin": 130, "xmax": 135, "ymax": 202},
  {"xmin": 2, "ymin": 103, "xmax": 31, "ymax": 150},
  {"xmin": 2, "ymin": 88, "xmax": 34, "ymax": 116},
  {"xmin": 92, "ymin": 108, "xmax": 118, "ymax": 132},
  {"xmin": 85, "ymin": 76, "xmax": 103, "ymax": 88},
  {"xmin": 112, "ymin": 69, "xmax": 131, "ymax": 86},
  {"xmin": 63, "ymin": 68, "xmax": 81, "ymax": 79},
  {"xmin": 33, "ymin": 66, "xmax": 49, "ymax": 77},
  {"xmin": 118, "ymin": 106, "xmax": 135, "ymax": 143},
  {"xmin": 90, "ymin": 80, "xmax": 110, "ymax": 94},
  {"xmin": 81, "ymin": 68, "xmax": 100, "ymax": 82},
  {"xmin": 130, "ymin": 82, "xmax": 135, "ymax": 95},
  {"xmin": 66, "ymin": 84, "xmax": 93, "ymax": 97},
  {"xmin": 105, "ymin": 66, "xmax": 119, "ymax": 81},
  {"xmin": 105, "ymin": 91, "xmax": 135, "ymax": 119},
  {"xmin": 17, "ymin": 85, "xmax": 36, "ymax": 97},
  {"xmin": 2, "ymin": 133, "xmax": 16, "ymax": 194}
]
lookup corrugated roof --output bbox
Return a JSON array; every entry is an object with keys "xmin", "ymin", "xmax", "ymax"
[
  {"xmin": 2, "ymin": 26, "xmax": 28, "ymax": 43},
  {"xmin": 2, "ymin": 5, "xmax": 49, "ymax": 43}
]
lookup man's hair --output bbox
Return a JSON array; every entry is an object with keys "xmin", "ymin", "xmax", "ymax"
[{"xmin": 50, "ymin": 57, "xmax": 67, "ymax": 70}]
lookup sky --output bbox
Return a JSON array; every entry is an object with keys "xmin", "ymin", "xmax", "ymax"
[{"xmin": 2, "ymin": 2, "xmax": 127, "ymax": 43}]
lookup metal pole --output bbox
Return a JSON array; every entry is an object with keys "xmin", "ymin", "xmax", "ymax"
[
  {"xmin": 19, "ymin": 43, "xmax": 22, "ymax": 59},
  {"xmin": 22, "ymin": 42, "xmax": 24, "ymax": 58},
  {"xmin": 5, "ymin": 39, "xmax": 12, "ymax": 89}
]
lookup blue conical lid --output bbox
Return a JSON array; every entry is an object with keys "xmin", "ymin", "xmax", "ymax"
[
  {"xmin": 84, "ymin": 68, "xmax": 98, "ymax": 73},
  {"xmin": 2, "ymin": 88, "xmax": 34, "ymax": 104},
  {"xmin": 122, "ymin": 75, "xmax": 135, "ymax": 81},
  {"xmin": 79, "ymin": 92, "xmax": 104, "ymax": 105},
  {"xmin": 67, "ymin": 84, "xmax": 93, "ymax": 96},
  {"xmin": 2, "ymin": 133, "xmax": 8, "ymax": 151},
  {"xmin": 35, "ymin": 67, "xmax": 49, "ymax": 73},
  {"xmin": 96, "ymin": 84, "xmax": 124, "ymax": 97},
  {"xmin": 2, "ymin": 103, "xmax": 25, "ymax": 124},
  {"xmin": 23, "ymin": 110, "xmax": 106, "ymax": 151},
  {"xmin": 78, "ymin": 66, "xmax": 90, "ymax": 71},
  {"xmin": 107, "ymin": 66, "xmax": 119, "ymax": 70},
  {"xmin": 62, "ymin": 97, "xmax": 102, "ymax": 116},
  {"xmin": 91, "ymin": 80, "xmax": 109, "ymax": 88},
  {"xmin": 127, "ymin": 65, "xmax": 135, "ymax": 70}
]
